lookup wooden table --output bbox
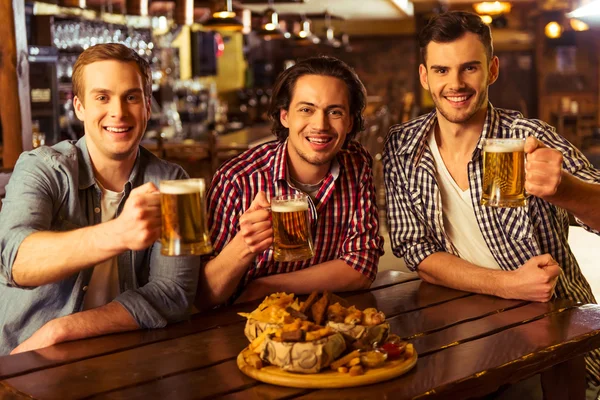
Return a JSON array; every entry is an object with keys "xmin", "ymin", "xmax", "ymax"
[{"xmin": 1, "ymin": 270, "xmax": 600, "ymax": 399}]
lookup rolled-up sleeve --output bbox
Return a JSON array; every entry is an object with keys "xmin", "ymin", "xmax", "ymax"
[
  {"xmin": 383, "ymin": 135, "xmax": 442, "ymax": 272},
  {"xmin": 0, "ymin": 152, "xmax": 59, "ymax": 287},
  {"xmin": 115, "ymin": 243, "xmax": 201, "ymax": 328},
  {"xmin": 339, "ymin": 151, "xmax": 384, "ymax": 282},
  {"xmin": 114, "ymin": 164, "xmax": 201, "ymax": 328},
  {"xmin": 513, "ymin": 118, "xmax": 600, "ymax": 235}
]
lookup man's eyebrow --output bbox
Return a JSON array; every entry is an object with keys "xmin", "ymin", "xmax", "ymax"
[
  {"xmin": 293, "ymin": 102, "xmax": 346, "ymax": 109},
  {"xmin": 429, "ymin": 61, "xmax": 482, "ymax": 70},
  {"xmin": 88, "ymin": 88, "xmax": 143, "ymax": 95},
  {"xmin": 89, "ymin": 88, "xmax": 112, "ymax": 94},
  {"xmin": 294, "ymin": 101, "xmax": 316, "ymax": 107}
]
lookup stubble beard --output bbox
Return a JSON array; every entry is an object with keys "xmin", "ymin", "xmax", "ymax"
[{"xmin": 433, "ymin": 88, "xmax": 488, "ymax": 124}]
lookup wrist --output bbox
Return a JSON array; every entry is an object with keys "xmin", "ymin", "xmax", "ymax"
[
  {"xmin": 493, "ymin": 269, "xmax": 516, "ymax": 299},
  {"xmin": 231, "ymin": 233, "xmax": 259, "ymax": 261},
  {"xmin": 97, "ymin": 219, "xmax": 128, "ymax": 253},
  {"xmin": 46, "ymin": 317, "xmax": 69, "ymax": 344}
]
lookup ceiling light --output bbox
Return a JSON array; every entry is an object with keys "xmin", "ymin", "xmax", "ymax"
[
  {"xmin": 544, "ymin": 21, "xmax": 563, "ymax": 38},
  {"xmin": 473, "ymin": 2, "xmax": 512, "ymax": 15},
  {"xmin": 256, "ymin": 4, "xmax": 287, "ymax": 41},
  {"xmin": 480, "ymin": 15, "xmax": 493, "ymax": 24},
  {"xmin": 203, "ymin": 0, "xmax": 243, "ymax": 31},
  {"xmin": 294, "ymin": 19, "xmax": 320, "ymax": 45}
]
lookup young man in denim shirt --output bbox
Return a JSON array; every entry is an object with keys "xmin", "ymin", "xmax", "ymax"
[{"xmin": 0, "ymin": 44, "xmax": 199, "ymax": 354}]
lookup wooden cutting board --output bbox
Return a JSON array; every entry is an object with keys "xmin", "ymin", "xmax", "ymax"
[{"xmin": 237, "ymin": 348, "xmax": 418, "ymax": 389}]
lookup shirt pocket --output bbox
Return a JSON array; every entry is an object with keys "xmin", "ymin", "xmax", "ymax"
[{"xmin": 495, "ymin": 205, "xmax": 534, "ymax": 242}]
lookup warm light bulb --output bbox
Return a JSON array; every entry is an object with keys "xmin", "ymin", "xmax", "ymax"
[
  {"xmin": 544, "ymin": 21, "xmax": 563, "ymax": 38},
  {"xmin": 481, "ymin": 15, "xmax": 493, "ymax": 24},
  {"xmin": 213, "ymin": 11, "xmax": 235, "ymax": 18},
  {"xmin": 570, "ymin": 18, "xmax": 590, "ymax": 31}
]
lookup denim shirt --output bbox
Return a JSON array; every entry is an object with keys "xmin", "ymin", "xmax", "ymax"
[{"xmin": 0, "ymin": 137, "xmax": 201, "ymax": 355}]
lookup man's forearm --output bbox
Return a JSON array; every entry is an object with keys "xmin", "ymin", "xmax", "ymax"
[
  {"xmin": 546, "ymin": 172, "xmax": 600, "ymax": 231},
  {"xmin": 195, "ymin": 234, "xmax": 256, "ymax": 310},
  {"xmin": 55, "ymin": 301, "xmax": 139, "ymax": 343},
  {"xmin": 12, "ymin": 220, "xmax": 126, "ymax": 287},
  {"xmin": 239, "ymin": 260, "xmax": 372, "ymax": 303},
  {"xmin": 418, "ymin": 252, "xmax": 507, "ymax": 297},
  {"xmin": 11, "ymin": 301, "xmax": 139, "ymax": 354}
]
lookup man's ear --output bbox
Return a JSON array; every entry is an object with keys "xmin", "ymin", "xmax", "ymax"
[
  {"xmin": 280, "ymin": 109, "xmax": 289, "ymax": 128},
  {"xmin": 419, "ymin": 64, "xmax": 429, "ymax": 91},
  {"xmin": 488, "ymin": 56, "xmax": 500, "ymax": 86},
  {"xmin": 145, "ymin": 98, "xmax": 152, "ymax": 121},
  {"xmin": 73, "ymin": 96, "xmax": 85, "ymax": 122}
]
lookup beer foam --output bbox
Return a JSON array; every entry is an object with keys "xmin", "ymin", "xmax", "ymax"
[
  {"xmin": 271, "ymin": 201, "xmax": 308, "ymax": 212},
  {"xmin": 160, "ymin": 180, "xmax": 204, "ymax": 194},
  {"xmin": 483, "ymin": 139, "xmax": 524, "ymax": 153}
]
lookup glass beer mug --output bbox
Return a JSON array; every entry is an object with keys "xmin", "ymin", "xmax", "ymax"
[
  {"xmin": 480, "ymin": 138, "xmax": 527, "ymax": 208},
  {"xmin": 159, "ymin": 178, "xmax": 213, "ymax": 256},
  {"xmin": 271, "ymin": 194, "xmax": 314, "ymax": 262}
]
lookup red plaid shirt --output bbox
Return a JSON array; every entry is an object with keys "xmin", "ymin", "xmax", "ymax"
[{"xmin": 206, "ymin": 139, "xmax": 384, "ymax": 295}]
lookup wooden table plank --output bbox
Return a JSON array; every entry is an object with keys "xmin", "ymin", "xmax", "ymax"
[
  {"xmin": 0, "ymin": 382, "xmax": 28, "ymax": 400},
  {"xmin": 69, "ymin": 298, "xmax": 559, "ymax": 399},
  {"xmin": 0, "ymin": 271, "xmax": 417, "ymax": 380},
  {"xmin": 409, "ymin": 300, "xmax": 575, "ymax": 356},
  {"xmin": 292, "ymin": 305, "xmax": 600, "ymax": 400},
  {"xmin": 0, "ymin": 281, "xmax": 470, "ymax": 399}
]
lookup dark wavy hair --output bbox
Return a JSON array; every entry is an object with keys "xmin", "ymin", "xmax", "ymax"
[
  {"xmin": 418, "ymin": 11, "xmax": 493, "ymax": 65},
  {"xmin": 268, "ymin": 56, "xmax": 366, "ymax": 143}
]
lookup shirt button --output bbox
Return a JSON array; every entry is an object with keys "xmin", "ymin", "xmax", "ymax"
[
  {"xmin": 82, "ymin": 286, "xmax": 88, "ymax": 292},
  {"xmin": 94, "ymin": 207, "xmax": 100, "ymax": 214}
]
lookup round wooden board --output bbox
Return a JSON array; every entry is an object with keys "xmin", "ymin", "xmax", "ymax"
[{"xmin": 237, "ymin": 348, "xmax": 418, "ymax": 389}]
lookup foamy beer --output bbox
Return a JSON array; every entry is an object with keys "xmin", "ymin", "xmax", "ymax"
[
  {"xmin": 481, "ymin": 138, "xmax": 527, "ymax": 208},
  {"xmin": 160, "ymin": 179, "xmax": 212, "ymax": 256},
  {"xmin": 271, "ymin": 194, "xmax": 314, "ymax": 262}
]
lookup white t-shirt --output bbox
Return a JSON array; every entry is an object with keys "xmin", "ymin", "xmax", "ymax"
[
  {"xmin": 82, "ymin": 182, "xmax": 124, "ymax": 310},
  {"xmin": 428, "ymin": 131, "xmax": 501, "ymax": 270}
]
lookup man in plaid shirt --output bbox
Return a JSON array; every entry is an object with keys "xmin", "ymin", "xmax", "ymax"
[
  {"xmin": 195, "ymin": 57, "xmax": 383, "ymax": 308},
  {"xmin": 384, "ymin": 11, "xmax": 600, "ymax": 396}
]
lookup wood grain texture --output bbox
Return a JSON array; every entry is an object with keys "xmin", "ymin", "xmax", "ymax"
[
  {"xmin": 1, "ymin": 277, "xmax": 598, "ymax": 400},
  {"xmin": 293, "ymin": 305, "xmax": 600, "ymax": 400},
  {"xmin": 0, "ymin": 271, "xmax": 420, "ymax": 380}
]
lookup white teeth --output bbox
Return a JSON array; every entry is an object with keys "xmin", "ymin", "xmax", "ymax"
[
  {"xmin": 105, "ymin": 127, "xmax": 130, "ymax": 133},
  {"xmin": 307, "ymin": 137, "xmax": 331, "ymax": 144},
  {"xmin": 447, "ymin": 96, "xmax": 469, "ymax": 102}
]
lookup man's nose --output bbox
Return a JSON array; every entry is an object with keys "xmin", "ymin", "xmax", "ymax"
[
  {"xmin": 448, "ymin": 71, "xmax": 466, "ymax": 91},
  {"xmin": 109, "ymin": 98, "xmax": 128, "ymax": 118},
  {"xmin": 311, "ymin": 110, "xmax": 330, "ymax": 130}
]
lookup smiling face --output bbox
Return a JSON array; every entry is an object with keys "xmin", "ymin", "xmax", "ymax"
[
  {"xmin": 73, "ymin": 60, "xmax": 150, "ymax": 166},
  {"xmin": 280, "ymin": 74, "xmax": 353, "ymax": 181},
  {"xmin": 419, "ymin": 32, "xmax": 499, "ymax": 126}
]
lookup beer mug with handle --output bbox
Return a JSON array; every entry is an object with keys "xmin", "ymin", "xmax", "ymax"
[
  {"xmin": 160, "ymin": 178, "xmax": 213, "ymax": 256},
  {"xmin": 480, "ymin": 138, "xmax": 527, "ymax": 208},
  {"xmin": 271, "ymin": 193, "xmax": 315, "ymax": 262}
]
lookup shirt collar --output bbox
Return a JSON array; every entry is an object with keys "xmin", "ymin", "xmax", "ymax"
[
  {"xmin": 398, "ymin": 102, "xmax": 499, "ymax": 162},
  {"xmin": 75, "ymin": 136, "xmax": 141, "ymax": 192}
]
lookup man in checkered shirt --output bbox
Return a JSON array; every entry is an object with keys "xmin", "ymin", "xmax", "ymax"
[
  {"xmin": 384, "ymin": 11, "xmax": 600, "ymax": 397},
  {"xmin": 195, "ymin": 57, "xmax": 384, "ymax": 309}
]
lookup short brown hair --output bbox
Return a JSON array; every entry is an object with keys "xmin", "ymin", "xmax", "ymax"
[
  {"xmin": 268, "ymin": 56, "xmax": 366, "ymax": 143},
  {"xmin": 72, "ymin": 43, "xmax": 152, "ymax": 103},
  {"xmin": 419, "ymin": 11, "xmax": 493, "ymax": 65}
]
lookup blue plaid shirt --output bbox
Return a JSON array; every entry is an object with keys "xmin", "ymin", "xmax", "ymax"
[{"xmin": 383, "ymin": 104, "xmax": 600, "ymax": 385}]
